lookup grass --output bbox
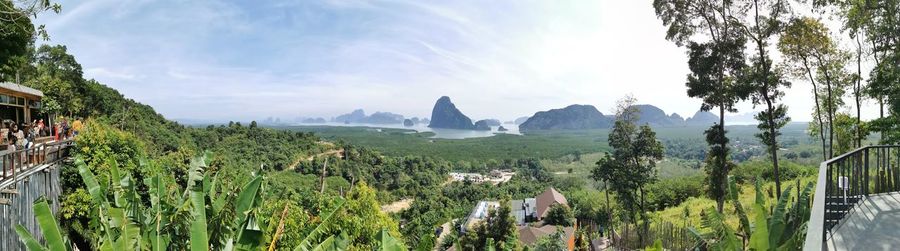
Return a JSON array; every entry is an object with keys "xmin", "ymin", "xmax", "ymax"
[
  {"xmin": 542, "ymin": 153, "xmax": 702, "ymax": 179},
  {"xmin": 650, "ymin": 176, "xmax": 817, "ymax": 230}
]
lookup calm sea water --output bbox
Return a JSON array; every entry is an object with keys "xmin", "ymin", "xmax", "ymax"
[{"xmin": 296, "ymin": 122, "xmax": 521, "ymax": 139}]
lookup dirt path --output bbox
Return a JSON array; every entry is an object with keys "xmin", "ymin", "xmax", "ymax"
[
  {"xmin": 380, "ymin": 198, "xmax": 414, "ymax": 213},
  {"xmin": 433, "ymin": 220, "xmax": 455, "ymax": 250},
  {"xmin": 285, "ymin": 148, "xmax": 344, "ymax": 171}
]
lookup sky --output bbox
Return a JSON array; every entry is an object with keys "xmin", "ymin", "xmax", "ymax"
[{"xmin": 35, "ymin": 0, "xmax": 880, "ymax": 123}]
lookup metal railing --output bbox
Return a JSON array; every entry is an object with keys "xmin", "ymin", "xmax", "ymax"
[
  {"xmin": 804, "ymin": 145, "xmax": 900, "ymax": 250},
  {"xmin": 0, "ymin": 139, "xmax": 75, "ymax": 186}
]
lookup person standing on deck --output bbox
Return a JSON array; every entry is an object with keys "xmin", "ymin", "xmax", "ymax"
[
  {"xmin": 72, "ymin": 118, "xmax": 83, "ymax": 137},
  {"xmin": 54, "ymin": 122, "xmax": 60, "ymax": 141}
]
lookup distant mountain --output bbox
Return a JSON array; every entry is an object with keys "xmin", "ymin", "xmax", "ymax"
[
  {"xmin": 428, "ymin": 96, "xmax": 476, "ymax": 129},
  {"xmin": 519, "ymin": 105, "xmax": 613, "ymax": 131},
  {"xmin": 474, "ymin": 120, "xmax": 492, "ymax": 131},
  {"xmin": 333, "ymin": 109, "xmax": 367, "ymax": 123},
  {"xmin": 498, "ymin": 126, "xmax": 509, "ymax": 132},
  {"xmin": 481, "ymin": 119, "xmax": 501, "ymax": 126},
  {"xmin": 686, "ymin": 110, "xmax": 720, "ymax": 126},
  {"xmin": 403, "ymin": 119, "xmax": 414, "ymax": 127},
  {"xmin": 514, "ymin": 116, "xmax": 530, "ymax": 125},
  {"xmin": 632, "ymin": 104, "xmax": 683, "ymax": 127},
  {"xmin": 300, "ymin": 117, "xmax": 327, "ymax": 123},
  {"xmin": 332, "ymin": 109, "xmax": 405, "ymax": 124},
  {"xmin": 360, "ymin": 112, "xmax": 404, "ymax": 124}
]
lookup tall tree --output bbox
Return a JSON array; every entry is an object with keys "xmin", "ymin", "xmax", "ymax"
[
  {"xmin": 654, "ymin": 0, "xmax": 752, "ymax": 212},
  {"xmin": 778, "ymin": 17, "xmax": 850, "ymax": 159},
  {"xmin": 593, "ymin": 95, "xmax": 664, "ymax": 244},
  {"xmin": 733, "ymin": 0, "xmax": 792, "ymax": 197},
  {"xmin": 25, "ymin": 44, "xmax": 86, "ymax": 116},
  {"xmin": 854, "ymin": 0, "xmax": 900, "ymax": 143},
  {"xmin": 814, "ymin": 0, "xmax": 893, "ymax": 145},
  {"xmin": 0, "ymin": 0, "xmax": 60, "ymax": 81}
]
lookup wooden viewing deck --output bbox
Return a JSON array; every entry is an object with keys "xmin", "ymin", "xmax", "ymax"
[{"xmin": 0, "ymin": 139, "xmax": 74, "ymax": 251}]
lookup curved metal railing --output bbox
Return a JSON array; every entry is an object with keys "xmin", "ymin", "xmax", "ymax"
[{"xmin": 804, "ymin": 145, "xmax": 900, "ymax": 250}]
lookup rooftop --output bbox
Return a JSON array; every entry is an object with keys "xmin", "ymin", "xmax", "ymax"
[
  {"xmin": 536, "ymin": 187, "xmax": 567, "ymax": 219},
  {"xmin": 0, "ymin": 82, "xmax": 43, "ymax": 98}
]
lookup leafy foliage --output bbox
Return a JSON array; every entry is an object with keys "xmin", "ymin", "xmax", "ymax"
[{"xmin": 543, "ymin": 204, "xmax": 575, "ymax": 227}]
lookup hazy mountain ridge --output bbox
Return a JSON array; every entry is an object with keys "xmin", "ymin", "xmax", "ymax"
[
  {"xmin": 519, "ymin": 104, "xmax": 614, "ymax": 131},
  {"xmin": 332, "ymin": 109, "xmax": 407, "ymax": 124},
  {"xmin": 519, "ymin": 104, "xmax": 722, "ymax": 131}
]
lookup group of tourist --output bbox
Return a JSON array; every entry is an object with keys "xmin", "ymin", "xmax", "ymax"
[{"xmin": 3, "ymin": 117, "xmax": 82, "ymax": 152}]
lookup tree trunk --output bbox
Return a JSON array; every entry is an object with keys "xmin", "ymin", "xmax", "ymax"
[
  {"xmin": 639, "ymin": 185, "xmax": 648, "ymax": 247},
  {"xmin": 751, "ymin": 0, "xmax": 780, "ymax": 197},
  {"xmin": 717, "ymin": 105, "xmax": 726, "ymax": 213},
  {"xmin": 803, "ymin": 59, "xmax": 828, "ymax": 161},
  {"xmin": 855, "ymin": 35, "xmax": 863, "ymax": 148},
  {"xmin": 821, "ymin": 60, "xmax": 836, "ymax": 158},
  {"xmin": 765, "ymin": 95, "xmax": 781, "ymax": 197},
  {"xmin": 605, "ymin": 183, "xmax": 612, "ymax": 238}
]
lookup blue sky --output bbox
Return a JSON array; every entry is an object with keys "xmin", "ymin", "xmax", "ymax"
[{"xmin": 34, "ymin": 0, "xmax": 877, "ymax": 122}]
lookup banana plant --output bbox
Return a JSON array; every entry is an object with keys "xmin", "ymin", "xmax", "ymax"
[
  {"xmin": 18, "ymin": 153, "xmax": 409, "ymax": 251},
  {"xmin": 374, "ymin": 228, "xmax": 407, "ymax": 251},
  {"xmin": 15, "ymin": 198, "xmax": 72, "ymax": 251},
  {"xmin": 690, "ymin": 176, "xmax": 813, "ymax": 251}
]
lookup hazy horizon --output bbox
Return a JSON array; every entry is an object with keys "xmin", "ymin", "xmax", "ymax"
[{"xmin": 36, "ymin": 0, "xmax": 880, "ymax": 123}]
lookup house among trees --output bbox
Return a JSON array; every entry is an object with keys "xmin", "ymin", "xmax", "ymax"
[{"xmin": 459, "ymin": 187, "xmax": 576, "ymax": 249}]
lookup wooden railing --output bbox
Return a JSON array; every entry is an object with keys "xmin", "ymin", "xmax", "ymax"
[
  {"xmin": 804, "ymin": 145, "xmax": 900, "ymax": 250},
  {"xmin": 0, "ymin": 139, "xmax": 75, "ymax": 186}
]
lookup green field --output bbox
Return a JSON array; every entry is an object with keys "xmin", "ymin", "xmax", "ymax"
[{"xmin": 277, "ymin": 123, "xmax": 819, "ymax": 163}]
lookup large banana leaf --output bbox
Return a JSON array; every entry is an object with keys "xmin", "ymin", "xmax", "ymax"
[
  {"xmin": 77, "ymin": 159, "xmax": 117, "ymax": 246},
  {"xmin": 749, "ymin": 201, "xmax": 770, "ymax": 250},
  {"xmin": 144, "ymin": 174, "xmax": 169, "ymax": 251},
  {"xmin": 190, "ymin": 190, "xmax": 209, "ymax": 251},
  {"xmin": 768, "ymin": 185, "xmax": 793, "ymax": 246},
  {"xmin": 727, "ymin": 176, "xmax": 750, "ymax": 239},
  {"xmin": 15, "ymin": 198, "xmax": 68, "ymax": 251},
  {"xmin": 294, "ymin": 198, "xmax": 346, "ymax": 251},
  {"xmin": 33, "ymin": 199, "xmax": 67, "ymax": 251},
  {"xmin": 234, "ymin": 175, "xmax": 263, "ymax": 228},
  {"xmin": 76, "ymin": 158, "xmax": 107, "ymax": 207},
  {"xmin": 375, "ymin": 229, "xmax": 406, "ymax": 251},
  {"xmin": 15, "ymin": 225, "xmax": 47, "ymax": 251},
  {"xmin": 108, "ymin": 207, "xmax": 141, "ymax": 250},
  {"xmin": 748, "ymin": 179, "xmax": 770, "ymax": 251},
  {"xmin": 310, "ymin": 232, "xmax": 349, "ymax": 251},
  {"xmin": 234, "ymin": 214, "xmax": 264, "ymax": 251}
]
